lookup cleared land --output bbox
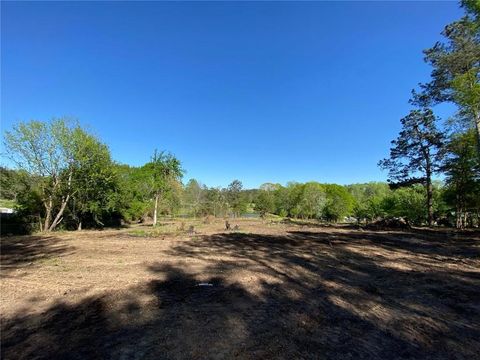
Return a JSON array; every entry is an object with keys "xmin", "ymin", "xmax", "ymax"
[{"xmin": 1, "ymin": 219, "xmax": 479, "ymax": 359}]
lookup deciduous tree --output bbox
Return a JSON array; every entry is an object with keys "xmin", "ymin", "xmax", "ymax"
[{"xmin": 144, "ymin": 150, "xmax": 183, "ymax": 226}]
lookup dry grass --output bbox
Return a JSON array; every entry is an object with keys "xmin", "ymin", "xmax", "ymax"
[{"xmin": 1, "ymin": 218, "xmax": 479, "ymax": 359}]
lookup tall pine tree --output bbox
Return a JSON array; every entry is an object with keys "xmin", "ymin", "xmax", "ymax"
[{"xmin": 379, "ymin": 109, "xmax": 444, "ymax": 226}]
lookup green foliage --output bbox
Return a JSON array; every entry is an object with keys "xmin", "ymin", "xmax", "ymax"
[
  {"xmin": 417, "ymin": 12, "xmax": 480, "ymax": 107},
  {"xmin": 203, "ymin": 187, "xmax": 229, "ymax": 217},
  {"xmin": 462, "ymin": 0, "xmax": 480, "ymax": 19},
  {"xmin": 113, "ymin": 164, "xmax": 151, "ymax": 222},
  {"xmin": 2, "ymin": 120, "xmax": 183, "ymax": 231},
  {"xmin": 257, "ymin": 182, "xmax": 351, "ymax": 222},
  {"xmin": 3, "ymin": 118, "xmax": 106, "ymax": 230},
  {"xmin": 144, "ymin": 150, "xmax": 183, "ymax": 225},
  {"xmin": 379, "ymin": 108, "xmax": 444, "ymax": 225},
  {"xmin": 227, "ymin": 180, "xmax": 248, "ymax": 217},
  {"xmin": 382, "ymin": 186, "xmax": 427, "ymax": 225},
  {"xmin": 0, "ymin": 167, "xmax": 30, "ymax": 201},
  {"xmin": 323, "ymin": 184, "xmax": 354, "ymax": 222},
  {"xmin": 183, "ymin": 179, "xmax": 206, "ymax": 217},
  {"xmin": 254, "ymin": 189, "xmax": 276, "ymax": 216},
  {"xmin": 414, "ymin": 3, "xmax": 480, "ymax": 156},
  {"xmin": 379, "ymin": 109, "xmax": 444, "ymax": 185},
  {"xmin": 296, "ymin": 182, "xmax": 327, "ymax": 219},
  {"xmin": 67, "ymin": 127, "xmax": 118, "ymax": 228},
  {"xmin": 347, "ymin": 182, "xmax": 391, "ymax": 221},
  {"xmin": 442, "ymin": 130, "xmax": 480, "ymax": 227}
]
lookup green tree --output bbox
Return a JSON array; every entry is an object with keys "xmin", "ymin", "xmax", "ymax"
[
  {"xmin": 323, "ymin": 184, "xmax": 354, "ymax": 222},
  {"xmin": 113, "ymin": 164, "xmax": 152, "ymax": 222},
  {"xmin": 0, "ymin": 167, "xmax": 31, "ymax": 202},
  {"xmin": 442, "ymin": 129, "xmax": 480, "ymax": 227},
  {"xmin": 3, "ymin": 118, "xmax": 109, "ymax": 231},
  {"xmin": 183, "ymin": 179, "xmax": 206, "ymax": 217},
  {"xmin": 382, "ymin": 186, "xmax": 427, "ymax": 225},
  {"xmin": 68, "ymin": 128, "xmax": 117, "ymax": 230},
  {"xmin": 144, "ymin": 150, "xmax": 183, "ymax": 226},
  {"xmin": 297, "ymin": 182, "xmax": 326, "ymax": 219},
  {"xmin": 347, "ymin": 182, "xmax": 391, "ymax": 222},
  {"xmin": 379, "ymin": 109, "xmax": 444, "ymax": 226},
  {"xmin": 204, "ymin": 187, "xmax": 228, "ymax": 217},
  {"xmin": 227, "ymin": 180, "xmax": 247, "ymax": 217},
  {"xmin": 255, "ymin": 189, "xmax": 276, "ymax": 217},
  {"xmin": 414, "ymin": 3, "xmax": 480, "ymax": 153}
]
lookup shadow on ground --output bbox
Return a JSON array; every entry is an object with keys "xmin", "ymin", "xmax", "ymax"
[
  {"xmin": 1, "ymin": 236, "xmax": 75, "ymax": 275},
  {"xmin": 2, "ymin": 228, "xmax": 479, "ymax": 359}
]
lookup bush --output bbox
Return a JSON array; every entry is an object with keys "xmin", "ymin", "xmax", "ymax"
[{"xmin": 0, "ymin": 212, "xmax": 35, "ymax": 235}]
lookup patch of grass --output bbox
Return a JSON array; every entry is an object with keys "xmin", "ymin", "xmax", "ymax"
[
  {"xmin": 37, "ymin": 256, "xmax": 62, "ymax": 266},
  {"xmin": 128, "ymin": 229, "xmax": 148, "ymax": 237},
  {"xmin": 0, "ymin": 199, "xmax": 16, "ymax": 208},
  {"xmin": 265, "ymin": 213, "xmax": 284, "ymax": 220},
  {"xmin": 128, "ymin": 225, "xmax": 179, "ymax": 238}
]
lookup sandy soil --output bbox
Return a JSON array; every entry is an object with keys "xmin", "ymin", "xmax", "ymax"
[{"xmin": 1, "ymin": 219, "xmax": 479, "ymax": 359}]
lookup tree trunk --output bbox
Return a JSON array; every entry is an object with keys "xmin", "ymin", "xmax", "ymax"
[
  {"xmin": 426, "ymin": 170, "xmax": 433, "ymax": 227},
  {"xmin": 77, "ymin": 221, "xmax": 82, "ymax": 231},
  {"xmin": 46, "ymin": 171, "xmax": 73, "ymax": 232},
  {"xmin": 456, "ymin": 200, "xmax": 463, "ymax": 229},
  {"xmin": 153, "ymin": 193, "xmax": 159, "ymax": 226},
  {"xmin": 49, "ymin": 194, "xmax": 70, "ymax": 231},
  {"xmin": 44, "ymin": 197, "xmax": 53, "ymax": 231}
]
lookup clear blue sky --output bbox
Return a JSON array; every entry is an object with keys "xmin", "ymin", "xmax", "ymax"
[{"xmin": 1, "ymin": 1, "xmax": 461, "ymax": 188}]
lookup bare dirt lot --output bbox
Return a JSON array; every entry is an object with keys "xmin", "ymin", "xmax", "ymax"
[{"xmin": 1, "ymin": 219, "xmax": 479, "ymax": 360}]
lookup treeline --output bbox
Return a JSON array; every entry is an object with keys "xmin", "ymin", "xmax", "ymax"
[
  {"xmin": 1, "ymin": 0, "xmax": 479, "ymax": 233},
  {"xmin": 0, "ymin": 120, "xmax": 259, "ymax": 234},
  {"xmin": 254, "ymin": 181, "xmax": 468, "ymax": 226}
]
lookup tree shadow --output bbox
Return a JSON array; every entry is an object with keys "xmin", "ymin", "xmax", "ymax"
[
  {"xmin": 288, "ymin": 229, "xmax": 480, "ymax": 259},
  {"xmin": 2, "ymin": 229, "xmax": 479, "ymax": 359},
  {"xmin": 1, "ymin": 236, "xmax": 75, "ymax": 275}
]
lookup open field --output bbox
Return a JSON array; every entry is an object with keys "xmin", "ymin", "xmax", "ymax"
[{"xmin": 1, "ymin": 219, "xmax": 480, "ymax": 359}]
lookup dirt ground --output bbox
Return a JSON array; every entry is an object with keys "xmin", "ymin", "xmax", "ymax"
[{"xmin": 1, "ymin": 218, "xmax": 479, "ymax": 360}]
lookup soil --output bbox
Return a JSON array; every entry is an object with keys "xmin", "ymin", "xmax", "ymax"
[{"xmin": 1, "ymin": 219, "xmax": 479, "ymax": 359}]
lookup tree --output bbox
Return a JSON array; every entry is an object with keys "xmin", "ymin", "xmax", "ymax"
[
  {"xmin": 255, "ymin": 189, "xmax": 276, "ymax": 217},
  {"xmin": 413, "ymin": 4, "xmax": 480, "ymax": 154},
  {"xmin": 204, "ymin": 187, "xmax": 228, "ymax": 217},
  {"xmin": 183, "ymin": 179, "xmax": 206, "ymax": 217},
  {"xmin": 114, "ymin": 164, "xmax": 152, "ymax": 222},
  {"xmin": 297, "ymin": 182, "xmax": 326, "ymax": 219},
  {"xmin": 283, "ymin": 182, "xmax": 304, "ymax": 218},
  {"xmin": 144, "ymin": 150, "xmax": 183, "ymax": 226},
  {"xmin": 347, "ymin": 182, "xmax": 391, "ymax": 222},
  {"xmin": 67, "ymin": 128, "xmax": 117, "ymax": 230},
  {"xmin": 323, "ymin": 184, "xmax": 354, "ymax": 222},
  {"xmin": 442, "ymin": 129, "xmax": 480, "ymax": 227},
  {"xmin": 382, "ymin": 185, "xmax": 427, "ymax": 225},
  {"xmin": 462, "ymin": 0, "xmax": 480, "ymax": 19},
  {"xmin": 3, "ymin": 118, "xmax": 105, "ymax": 231},
  {"xmin": 379, "ymin": 109, "xmax": 444, "ymax": 226},
  {"xmin": 227, "ymin": 180, "xmax": 247, "ymax": 217},
  {"xmin": 0, "ymin": 167, "xmax": 31, "ymax": 202}
]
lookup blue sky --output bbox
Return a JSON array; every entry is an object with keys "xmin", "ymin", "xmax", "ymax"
[{"xmin": 1, "ymin": 1, "xmax": 461, "ymax": 188}]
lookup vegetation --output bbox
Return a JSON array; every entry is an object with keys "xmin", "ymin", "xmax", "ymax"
[
  {"xmin": 1, "ymin": 1, "xmax": 479, "ymax": 233},
  {"xmin": 379, "ymin": 109, "xmax": 444, "ymax": 226}
]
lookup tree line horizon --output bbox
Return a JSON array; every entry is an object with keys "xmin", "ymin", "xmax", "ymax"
[{"xmin": 1, "ymin": 0, "xmax": 479, "ymax": 233}]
